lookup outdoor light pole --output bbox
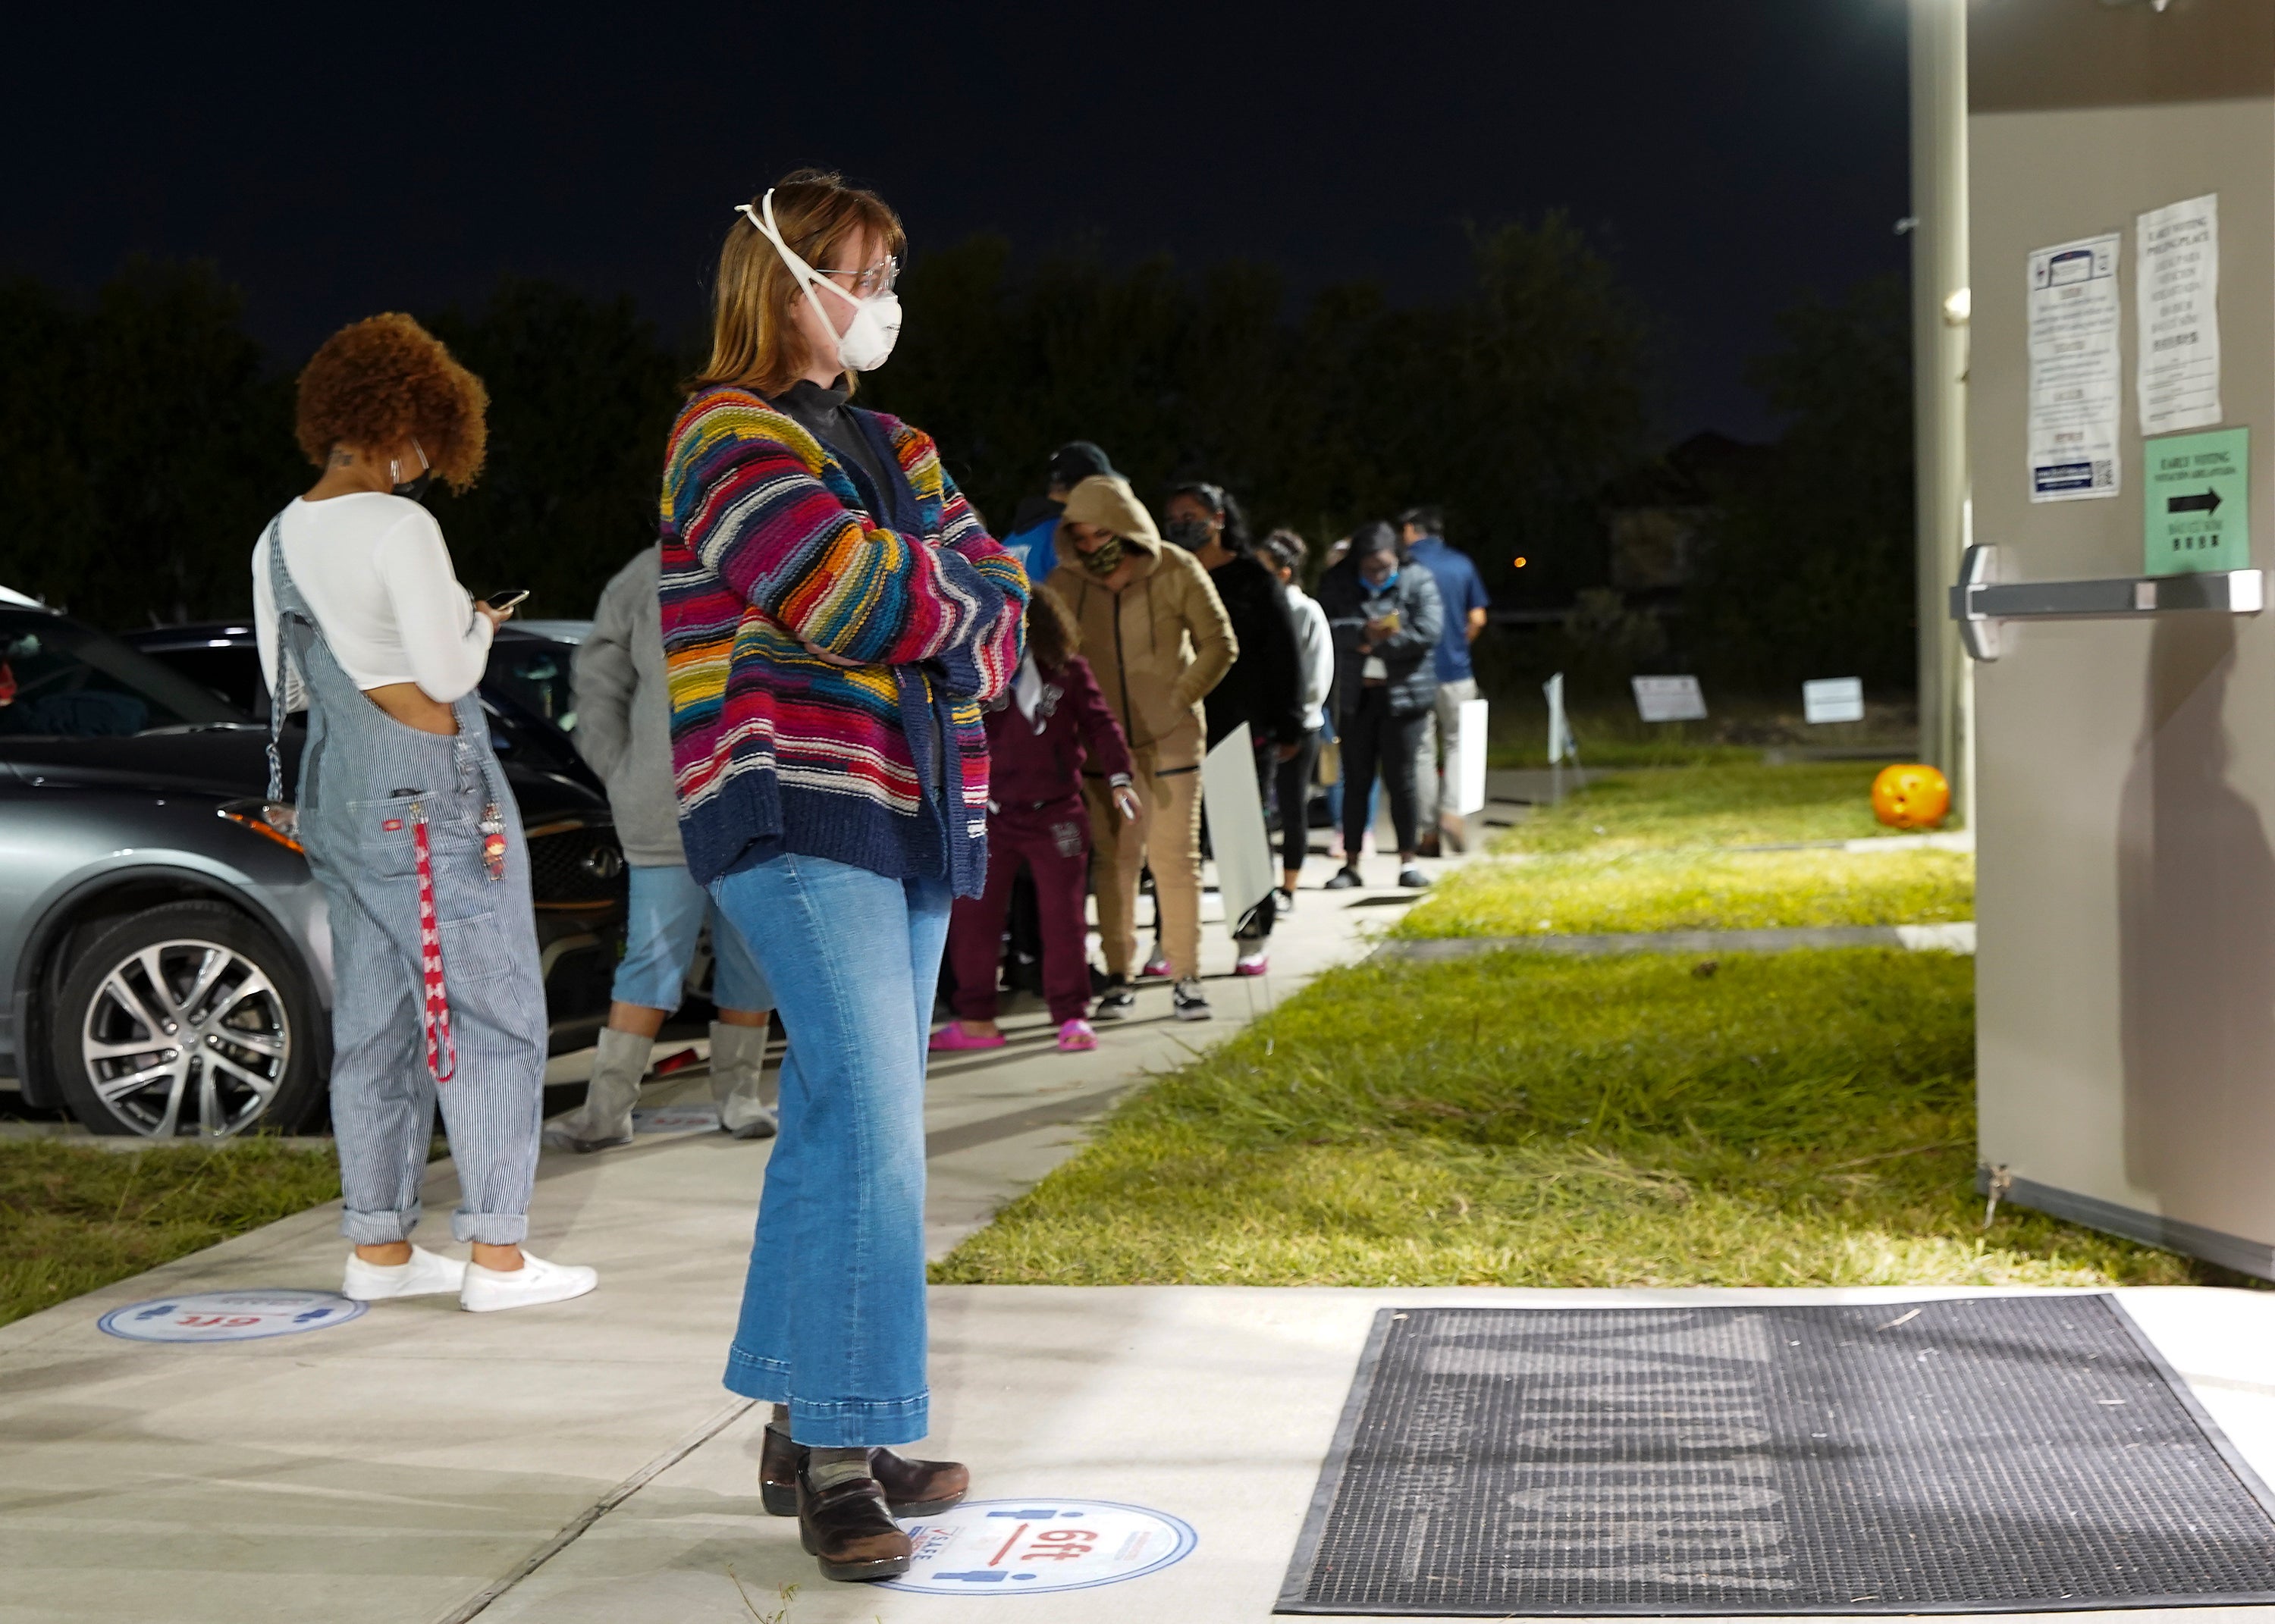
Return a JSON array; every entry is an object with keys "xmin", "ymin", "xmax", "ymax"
[{"xmin": 1909, "ymin": 0, "xmax": 1971, "ymax": 823}]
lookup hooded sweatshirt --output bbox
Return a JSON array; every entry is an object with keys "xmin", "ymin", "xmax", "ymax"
[
  {"xmin": 1043, "ymin": 475, "xmax": 1236, "ymax": 772},
  {"xmin": 573, "ymin": 546, "xmax": 683, "ymax": 866}
]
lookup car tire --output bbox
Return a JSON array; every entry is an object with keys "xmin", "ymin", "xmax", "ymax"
[{"xmin": 50, "ymin": 900, "xmax": 326, "ymax": 1138}]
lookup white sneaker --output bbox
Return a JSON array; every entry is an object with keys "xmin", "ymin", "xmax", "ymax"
[
  {"xmin": 343, "ymin": 1244, "xmax": 466, "ymax": 1302},
  {"xmin": 460, "ymin": 1252, "xmax": 600, "ymax": 1313}
]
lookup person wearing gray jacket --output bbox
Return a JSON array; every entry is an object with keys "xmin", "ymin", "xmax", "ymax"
[{"xmin": 543, "ymin": 545, "xmax": 778, "ymax": 1150}]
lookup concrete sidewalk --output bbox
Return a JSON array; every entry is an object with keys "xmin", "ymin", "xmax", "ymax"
[
  {"xmin": 481, "ymin": 1284, "xmax": 2275, "ymax": 1624},
  {"xmin": 0, "ymin": 820, "xmax": 1493, "ymax": 1624},
  {"xmin": 11, "ymin": 1274, "xmax": 2273, "ymax": 1624},
  {"xmin": 0, "ymin": 781, "xmax": 2068, "ymax": 1624}
]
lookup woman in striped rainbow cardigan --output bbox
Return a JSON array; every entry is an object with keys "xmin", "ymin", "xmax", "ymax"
[{"xmin": 658, "ymin": 170, "xmax": 1027, "ymax": 1584}]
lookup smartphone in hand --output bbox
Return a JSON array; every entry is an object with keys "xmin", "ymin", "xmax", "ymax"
[{"xmin": 485, "ymin": 588, "xmax": 532, "ymax": 614}]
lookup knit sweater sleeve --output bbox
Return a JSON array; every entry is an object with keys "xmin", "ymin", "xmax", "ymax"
[
  {"xmin": 665, "ymin": 394, "xmax": 1014, "ymax": 672},
  {"xmin": 924, "ymin": 460, "xmax": 1028, "ymax": 704}
]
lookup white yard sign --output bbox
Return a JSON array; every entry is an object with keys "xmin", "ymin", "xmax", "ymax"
[
  {"xmin": 1200, "ymin": 723, "xmax": 1276, "ymax": 939},
  {"xmin": 2137, "ymin": 193, "xmax": 2220, "ymax": 437},
  {"xmin": 2027, "ymin": 232, "xmax": 2123, "ymax": 502},
  {"xmin": 1803, "ymin": 677, "xmax": 1866, "ymax": 726},
  {"xmin": 1632, "ymin": 675, "xmax": 1707, "ymax": 724},
  {"xmin": 1451, "ymin": 697, "xmax": 1489, "ymax": 815},
  {"xmin": 1545, "ymin": 672, "xmax": 1574, "ymax": 765}
]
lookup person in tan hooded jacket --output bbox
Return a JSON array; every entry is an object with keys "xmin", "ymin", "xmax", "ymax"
[{"xmin": 1045, "ymin": 474, "xmax": 1235, "ymax": 1020}]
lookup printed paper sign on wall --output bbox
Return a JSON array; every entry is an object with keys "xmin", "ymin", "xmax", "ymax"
[
  {"xmin": 2136, "ymin": 194, "xmax": 2220, "ymax": 437},
  {"xmin": 2145, "ymin": 426, "xmax": 2249, "ymax": 576},
  {"xmin": 2028, "ymin": 233, "xmax": 2122, "ymax": 502}
]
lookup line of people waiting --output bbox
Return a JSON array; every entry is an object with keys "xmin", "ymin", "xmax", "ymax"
[{"xmin": 951, "ymin": 450, "xmax": 1490, "ymax": 1012}]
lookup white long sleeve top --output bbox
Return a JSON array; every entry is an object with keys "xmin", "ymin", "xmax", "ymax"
[
  {"xmin": 252, "ymin": 494, "xmax": 494, "ymax": 704},
  {"xmin": 1282, "ymin": 580, "xmax": 1335, "ymax": 732}
]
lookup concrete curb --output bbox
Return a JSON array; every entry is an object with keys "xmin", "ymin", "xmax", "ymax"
[{"xmin": 1375, "ymin": 921, "xmax": 1976, "ymax": 961}]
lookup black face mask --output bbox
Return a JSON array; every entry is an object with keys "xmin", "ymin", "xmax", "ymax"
[
  {"xmin": 1164, "ymin": 518, "xmax": 1211, "ymax": 551},
  {"xmin": 391, "ymin": 468, "xmax": 435, "ymax": 504}
]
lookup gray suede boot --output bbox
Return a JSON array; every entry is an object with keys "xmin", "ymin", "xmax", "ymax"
[
  {"xmin": 541, "ymin": 1026, "xmax": 650, "ymax": 1152},
  {"xmin": 711, "ymin": 1020, "xmax": 778, "ymax": 1140}
]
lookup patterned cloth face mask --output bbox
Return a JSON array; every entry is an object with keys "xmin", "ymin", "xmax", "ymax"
[{"xmin": 1079, "ymin": 534, "xmax": 1125, "ymax": 577}]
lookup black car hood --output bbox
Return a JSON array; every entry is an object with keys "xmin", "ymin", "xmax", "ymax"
[{"xmin": 0, "ymin": 726, "xmax": 608, "ymax": 820}]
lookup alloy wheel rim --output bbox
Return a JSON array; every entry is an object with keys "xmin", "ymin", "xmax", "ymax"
[{"xmin": 80, "ymin": 938, "xmax": 290, "ymax": 1137}]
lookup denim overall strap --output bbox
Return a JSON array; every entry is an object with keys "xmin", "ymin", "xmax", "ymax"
[{"xmin": 263, "ymin": 515, "xmax": 301, "ymax": 804}]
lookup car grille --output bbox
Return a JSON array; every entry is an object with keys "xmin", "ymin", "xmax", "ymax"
[{"xmin": 526, "ymin": 820, "xmax": 627, "ymax": 910}]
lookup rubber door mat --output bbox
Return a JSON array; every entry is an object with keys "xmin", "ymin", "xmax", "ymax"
[{"xmin": 1278, "ymin": 1297, "xmax": 2275, "ymax": 1616}]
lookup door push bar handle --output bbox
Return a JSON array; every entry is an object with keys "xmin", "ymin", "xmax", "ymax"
[{"xmin": 1948, "ymin": 543, "xmax": 2264, "ymax": 662}]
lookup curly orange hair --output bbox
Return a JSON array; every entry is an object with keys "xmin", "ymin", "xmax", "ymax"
[{"xmin": 294, "ymin": 313, "xmax": 488, "ymax": 491}]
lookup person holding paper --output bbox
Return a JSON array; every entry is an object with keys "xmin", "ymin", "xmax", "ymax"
[
  {"xmin": 1398, "ymin": 505, "xmax": 1490, "ymax": 855},
  {"xmin": 1166, "ymin": 481, "xmax": 1304, "ymax": 975},
  {"xmin": 1319, "ymin": 522, "xmax": 1443, "ymax": 890}
]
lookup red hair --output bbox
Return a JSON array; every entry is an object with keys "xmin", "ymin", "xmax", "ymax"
[{"xmin": 294, "ymin": 313, "xmax": 488, "ymax": 491}]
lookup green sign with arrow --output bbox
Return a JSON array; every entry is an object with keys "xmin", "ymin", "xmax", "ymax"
[{"xmin": 2145, "ymin": 425, "xmax": 2249, "ymax": 576}]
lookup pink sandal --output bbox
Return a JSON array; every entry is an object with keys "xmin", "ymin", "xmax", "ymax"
[
  {"xmin": 929, "ymin": 1023, "xmax": 1006, "ymax": 1052},
  {"xmin": 1056, "ymin": 1019, "xmax": 1098, "ymax": 1052}
]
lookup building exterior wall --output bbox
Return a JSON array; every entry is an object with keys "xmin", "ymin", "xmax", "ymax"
[{"xmin": 1969, "ymin": 76, "xmax": 2275, "ymax": 1259}]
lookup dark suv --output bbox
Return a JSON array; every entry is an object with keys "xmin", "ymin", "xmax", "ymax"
[{"xmin": 0, "ymin": 605, "xmax": 623, "ymax": 1138}]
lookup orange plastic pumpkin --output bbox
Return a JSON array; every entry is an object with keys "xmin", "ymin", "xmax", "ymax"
[{"xmin": 1872, "ymin": 763, "xmax": 1951, "ymax": 831}]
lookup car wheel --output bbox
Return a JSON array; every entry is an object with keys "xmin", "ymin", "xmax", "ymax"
[{"xmin": 51, "ymin": 900, "xmax": 325, "ymax": 1138}]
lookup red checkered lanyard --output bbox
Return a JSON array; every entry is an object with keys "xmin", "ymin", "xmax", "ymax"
[{"xmin": 411, "ymin": 804, "xmax": 457, "ymax": 1085}]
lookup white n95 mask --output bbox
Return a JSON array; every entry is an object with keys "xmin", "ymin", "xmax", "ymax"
[{"xmin": 736, "ymin": 192, "xmax": 902, "ymax": 373}]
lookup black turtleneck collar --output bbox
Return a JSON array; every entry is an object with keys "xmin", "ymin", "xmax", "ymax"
[
  {"xmin": 783, "ymin": 377, "xmax": 851, "ymax": 415},
  {"xmin": 777, "ymin": 376, "xmax": 889, "ymax": 497}
]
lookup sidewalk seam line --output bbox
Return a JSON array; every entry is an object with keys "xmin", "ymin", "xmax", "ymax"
[{"xmin": 429, "ymin": 1396, "xmax": 755, "ymax": 1624}]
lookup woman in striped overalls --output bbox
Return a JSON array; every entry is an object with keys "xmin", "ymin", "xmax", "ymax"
[{"xmin": 253, "ymin": 314, "xmax": 597, "ymax": 1313}]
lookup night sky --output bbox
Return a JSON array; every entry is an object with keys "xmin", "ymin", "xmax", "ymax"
[{"xmin": 5, "ymin": 2, "xmax": 1911, "ymax": 442}]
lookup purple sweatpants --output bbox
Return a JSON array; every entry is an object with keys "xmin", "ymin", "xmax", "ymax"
[{"xmin": 946, "ymin": 798, "xmax": 1094, "ymax": 1026}]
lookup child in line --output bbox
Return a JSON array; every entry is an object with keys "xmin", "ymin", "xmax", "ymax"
[{"xmin": 935, "ymin": 585, "xmax": 1138, "ymax": 1054}]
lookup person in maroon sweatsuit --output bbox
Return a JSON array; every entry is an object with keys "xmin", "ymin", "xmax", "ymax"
[{"xmin": 936, "ymin": 585, "xmax": 1138, "ymax": 1054}]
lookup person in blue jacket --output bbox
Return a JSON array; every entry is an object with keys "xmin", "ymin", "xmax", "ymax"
[
  {"xmin": 999, "ymin": 441, "xmax": 1116, "ymax": 584},
  {"xmin": 1399, "ymin": 504, "xmax": 1491, "ymax": 855}
]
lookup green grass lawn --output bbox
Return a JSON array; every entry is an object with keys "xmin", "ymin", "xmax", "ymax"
[
  {"xmin": 0, "ymin": 1140, "xmax": 342, "ymax": 1329},
  {"xmin": 1395, "ymin": 762, "xmax": 1971, "ymax": 939},
  {"xmin": 934, "ymin": 949, "xmax": 2223, "ymax": 1289},
  {"xmin": 1397, "ymin": 848, "xmax": 1974, "ymax": 938},
  {"xmin": 1496, "ymin": 762, "xmax": 1928, "ymax": 855}
]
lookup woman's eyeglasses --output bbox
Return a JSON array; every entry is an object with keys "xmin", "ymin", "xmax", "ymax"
[{"xmin": 816, "ymin": 256, "xmax": 900, "ymax": 299}]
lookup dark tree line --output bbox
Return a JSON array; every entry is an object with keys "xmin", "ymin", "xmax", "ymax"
[
  {"xmin": 1684, "ymin": 273, "xmax": 1916, "ymax": 691},
  {"xmin": 0, "ymin": 261, "xmax": 302, "ymax": 625},
  {"xmin": 868, "ymin": 215, "xmax": 1649, "ymax": 611},
  {"xmin": 0, "ymin": 263, "xmax": 687, "ymax": 626},
  {"xmin": 0, "ymin": 239, "xmax": 1914, "ymax": 700}
]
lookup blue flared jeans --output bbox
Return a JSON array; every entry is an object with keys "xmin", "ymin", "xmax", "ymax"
[{"xmin": 708, "ymin": 851, "xmax": 952, "ymax": 1446}]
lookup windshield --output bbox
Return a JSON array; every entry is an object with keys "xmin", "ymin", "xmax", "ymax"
[
  {"xmin": 488, "ymin": 637, "xmax": 577, "ymax": 732},
  {"xmin": 0, "ymin": 611, "xmax": 248, "ymax": 737}
]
